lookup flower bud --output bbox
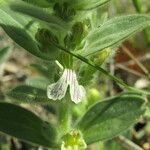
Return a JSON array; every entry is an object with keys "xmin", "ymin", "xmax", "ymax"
[
  {"xmin": 35, "ymin": 28, "xmax": 60, "ymax": 59},
  {"xmin": 87, "ymin": 88, "xmax": 101, "ymax": 106},
  {"xmin": 61, "ymin": 130, "xmax": 87, "ymax": 150},
  {"xmin": 53, "ymin": 2, "xmax": 76, "ymax": 21},
  {"xmin": 64, "ymin": 22, "xmax": 88, "ymax": 50},
  {"xmin": 93, "ymin": 48, "xmax": 111, "ymax": 65},
  {"xmin": 35, "ymin": 28, "xmax": 58, "ymax": 46}
]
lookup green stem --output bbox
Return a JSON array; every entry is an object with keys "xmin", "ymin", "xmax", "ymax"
[
  {"xmin": 58, "ymin": 95, "xmax": 71, "ymax": 137},
  {"xmin": 53, "ymin": 43, "xmax": 150, "ymax": 95},
  {"xmin": 55, "ymin": 44, "xmax": 129, "ymax": 89},
  {"xmin": 132, "ymin": 0, "xmax": 150, "ymax": 47},
  {"xmin": 132, "ymin": 0, "xmax": 143, "ymax": 12}
]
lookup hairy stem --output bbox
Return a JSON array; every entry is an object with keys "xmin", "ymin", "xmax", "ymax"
[
  {"xmin": 58, "ymin": 96, "xmax": 71, "ymax": 137},
  {"xmin": 53, "ymin": 42, "xmax": 150, "ymax": 95}
]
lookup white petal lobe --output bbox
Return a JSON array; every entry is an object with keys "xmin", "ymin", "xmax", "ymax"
[
  {"xmin": 47, "ymin": 69, "xmax": 86, "ymax": 103},
  {"xmin": 69, "ymin": 70, "xmax": 86, "ymax": 103},
  {"xmin": 47, "ymin": 69, "xmax": 68, "ymax": 100}
]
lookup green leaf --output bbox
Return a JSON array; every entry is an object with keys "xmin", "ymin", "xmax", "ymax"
[
  {"xmin": 76, "ymin": 93, "xmax": 145, "ymax": 144},
  {"xmin": 0, "ymin": 1, "xmax": 63, "ymax": 60},
  {"xmin": 70, "ymin": 0, "xmax": 110, "ymax": 10},
  {"xmin": 0, "ymin": 3, "xmax": 50, "ymax": 60},
  {"xmin": 0, "ymin": 102, "xmax": 58, "ymax": 148},
  {"xmin": 25, "ymin": 76, "xmax": 50, "ymax": 90},
  {"xmin": 29, "ymin": 63, "xmax": 50, "ymax": 77},
  {"xmin": 81, "ymin": 14, "xmax": 150, "ymax": 56},
  {"xmin": 22, "ymin": 0, "xmax": 53, "ymax": 8},
  {"xmin": 6, "ymin": 85, "xmax": 50, "ymax": 103},
  {"xmin": 0, "ymin": 46, "xmax": 11, "ymax": 64},
  {"xmin": 10, "ymin": 0, "xmax": 69, "ymax": 31}
]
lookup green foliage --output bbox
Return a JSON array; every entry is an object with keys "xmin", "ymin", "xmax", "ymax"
[
  {"xmin": 35, "ymin": 28, "xmax": 60, "ymax": 59},
  {"xmin": 0, "ymin": 102, "xmax": 57, "ymax": 148},
  {"xmin": 22, "ymin": 0, "xmax": 53, "ymax": 8},
  {"xmin": 29, "ymin": 62, "xmax": 56, "ymax": 78},
  {"xmin": 0, "ymin": 1, "xmax": 67, "ymax": 60},
  {"xmin": 76, "ymin": 93, "xmax": 145, "ymax": 144},
  {"xmin": 81, "ymin": 14, "xmax": 150, "ymax": 56},
  {"xmin": 0, "ymin": 3, "xmax": 44, "ymax": 59},
  {"xmin": 25, "ymin": 76, "xmax": 50, "ymax": 90},
  {"xmin": 0, "ymin": 46, "xmax": 11, "ymax": 64},
  {"xmin": 7, "ymin": 85, "xmax": 49, "ymax": 103},
  {"xmin": 54, "ymin": 2, "xmax": 76, "ymax": 21},
  {"xmin": 69, "ymin": 0, "xmax": 111, "ymax": 10},
  {"xmin": 10, "ymin": 0, "xmax": 69, "ymax": 31},
  {"xmin": 0, "ymin": 0, "xmax": 149, "ymax": 149}
]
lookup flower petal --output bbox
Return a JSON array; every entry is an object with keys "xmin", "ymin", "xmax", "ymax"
[
  {"xmin": 69, "ymin": 70, "xmax": 86, "ymax": 103},
  {"xmin": 47, "ymin": 69, "xmax": 68, "ymax": 100}
]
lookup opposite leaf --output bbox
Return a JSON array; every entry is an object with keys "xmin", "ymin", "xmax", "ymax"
[
  {"xmin": 76, "ymin": 94, "xmax": 145, "ymax": 144},
  {"xmin": 0, "ymin": 102, "xmax": 57, "ymax": 148},
  {"xmin": 81, "ymin": 14, "xmax": 150, "ymax": 56}
]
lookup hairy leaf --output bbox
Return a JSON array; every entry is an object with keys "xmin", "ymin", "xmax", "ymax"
[
  {"xmin": 22, "ymin": 0, "xmax": 53, "ymax": 8},
  {"xmin": 0, "ymin": 1, "xmax": 64, "ymax": 60},
  {"xmin": 7, "ymin": 85, "xmax": 49, "ymax": 103},
  {"xmin": 10, "ymin": 0, "xmax": 69, "ymax": 31},
  {"xmin": 70, "ymin": 0, "xmax": 110, "ymax": 10},
  {"xmin": 76, "ymin": 93, "xmax": 145, "ymax": 144},
  {"xmin": 0, "ymin": 102, "xmax": 57, "ymax": 148},
  {"xmin": 81, "ymin": 14, "xmax": 150, "ymax": 56},
  {"xmin": 0, "ymin": 3, "xmax": 49, "ymax": 59},
  {"xmin": 25, "ymin": 76, "xmax": 50, "ymax": 90}
]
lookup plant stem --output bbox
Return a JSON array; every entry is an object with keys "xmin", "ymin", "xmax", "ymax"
[
  {"xmin": 132, "ymin": 0, "xmax": 143, "ymax": 12},
  {"xmin": 132, "ymin": 0, "xmax": 150, "ymax": 47},
  {"xmin": 116, "ymin": 64, "xmax": 148, "ymax": 79},
  {"xmin": 53, "ymin": 43, "xmax": 150, "ymax": 95},
  {"xmin": 58, "ymin": 96, "xmax": 71, "ymax": 137},
  {"xmin": 55, "ymin": 43, "xmax": 129, "ymax": 89}
]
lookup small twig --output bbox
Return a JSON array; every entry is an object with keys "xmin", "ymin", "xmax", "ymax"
[
  {"xmin": 118, "ymin": 53, "xmax": 150, "ymax": 66},
  {"xmin": 121, "ymin": 45, "xmax": 150, "ymax": 80},
  {"xmin": 116, "ymin": 64, "xmax": 148, "ymax": 79},
  {"xmin": 115, "ymin": 136, "xmax": 143, "ymax": 150}
]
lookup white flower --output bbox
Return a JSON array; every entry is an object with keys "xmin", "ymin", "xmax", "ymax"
[{"xmin": 47, "ymin": 69, "xmax": 86, "ymax": 104}]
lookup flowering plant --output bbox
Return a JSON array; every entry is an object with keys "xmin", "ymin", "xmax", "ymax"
[{"xmin": 0, "ymin": 0, "xmax": 150, "ymax": 149}]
